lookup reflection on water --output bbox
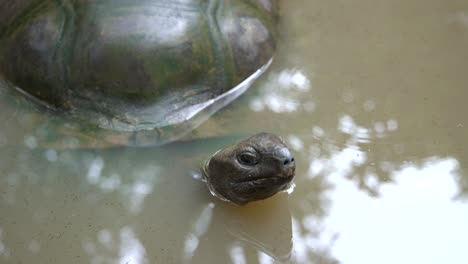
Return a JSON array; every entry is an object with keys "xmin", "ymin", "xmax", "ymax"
[
  {"xmin": 183, "ymin": 203, "xmax": 215, "ymax": 263},
  {"xmin": 2, "ymin": 0, "xmax": 468, "ymax": 263},
  {"xmin": 0, "ymin": 143, "xmax": 294, "ymax": 263},
  {"xmin": 249, "ymin": 69, "xmax": 312, "ymax": 113},
  {"xmin": 328, "ymin": 157, "xmax": 466, "ymax": 264},
  {"xmin": 83, "ymin": 226, "xmax": 149, "ymax": 264}
]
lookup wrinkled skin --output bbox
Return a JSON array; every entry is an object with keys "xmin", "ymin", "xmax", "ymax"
[{"xmin": 203, "ymin": 133, "xmax": 295, "ymax": 205}]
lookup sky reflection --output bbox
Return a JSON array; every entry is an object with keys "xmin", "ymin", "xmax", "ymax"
[
  {"xmin": 286, "ymin": 101, "xmax": 468, "ymax": 264},
  {"xmin": 249, "ymin": 69, "xmax": 313, "ymax": 113},
  {"xmin": 0, "ymin": 227, "xmax": 8, "ymax": 258},
  {"xmin": 183, "ymin": 203, "xmax": 215, "ymax": 263},
  {"xmin": 326, "ymin": 157, "xmax": 467, "ymax": 264},
  {"xmin": 83, "ymin": 154, "xmax": 160, "ymax": 214},
  {"xmin": 82, "ymin": 226, "xmax": 149, "ymax": 264},
  {"xmin": 229, "ymin": 244, "xmax": 247, "ymax": 264},
  {"xmin": 118, "ymin": 227, "xmax": 148, "ymax": 264}
]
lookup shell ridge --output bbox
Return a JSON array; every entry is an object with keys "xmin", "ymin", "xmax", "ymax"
[{"xmin": 206, "ymin": 0, "xmax": 230, "ymax": 93}]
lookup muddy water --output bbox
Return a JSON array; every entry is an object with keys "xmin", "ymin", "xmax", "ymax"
[{"xmin": 1, "ymin": 0, "xmax": 468, "ymax": 263}]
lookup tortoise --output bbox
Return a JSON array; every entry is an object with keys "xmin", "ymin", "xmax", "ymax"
[
  {"xmin": 203, "ymin": 132, "xmax": 295, "ymax": 205},
  {"xmin": 0, "ymin": 0, "xmax": 279, "ymax": 146},
  {"xmin": 0, "ymin": 0, "xmax": 295, "ymax": 204}
]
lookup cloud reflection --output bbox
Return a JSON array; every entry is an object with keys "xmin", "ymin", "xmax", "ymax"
[
  {"xmin": 82, "ymin": 226, "xmax": 149, "ymax": 264},
  {"xmin": 249, "ymin": 69, "xmax": 312, "ymax": 113},
  {"xmin": 326, "ymin": 157, "xmax": 466, "ymax": 264},
  {"xmin": 83, "ymin": 155, "xmax": 160, "ymax": 214},
  {"xmin": 229, "ymin": 243, "xmax": 247, "ymax": 264},
  {"xmin": 290, "ymin": 107, "xmax": 467, "ymax": 263},
  {"xmin": 0, "ymin": 227, "xmax": 10, "ymax": 258},
  {"xmin": 183, "ymin": 203, "xmax": 215, "ymax": 263},
  {"xmin": 119, "ymin": 227, "xmax": 149, "ymax": 264}
]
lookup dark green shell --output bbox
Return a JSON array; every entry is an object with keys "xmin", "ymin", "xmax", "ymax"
[{"xmin": 0, "ymin": 0, "xmax": 277, "ymax": 146}]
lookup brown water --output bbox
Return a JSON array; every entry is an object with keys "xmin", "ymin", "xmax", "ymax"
[{"xmin": 1, "ymin": 0, "xmax": 468, "ymax": 263}]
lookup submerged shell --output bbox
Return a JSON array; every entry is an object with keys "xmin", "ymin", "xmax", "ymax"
[{"xmin": 0, "ymin": 0, "xmax": 278, "ymax": 146}]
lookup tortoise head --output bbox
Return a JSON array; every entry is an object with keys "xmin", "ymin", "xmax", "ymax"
[{"xmin": 203, "ymin": 133, "xmax": 295, "ymax": 205}]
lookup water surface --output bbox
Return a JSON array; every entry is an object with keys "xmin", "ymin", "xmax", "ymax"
[{"xmin": 1, "ymin": 0, "xmax": 468, "ymax": 263}]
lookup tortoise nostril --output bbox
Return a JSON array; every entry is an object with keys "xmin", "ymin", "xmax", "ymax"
[
  {"xmin": 276, "ymin": 147, "xmax": 295, "ymax": 168},
  {"xmin": 283, "ymin": 156, "xmax": 294, "ymax": 166}
]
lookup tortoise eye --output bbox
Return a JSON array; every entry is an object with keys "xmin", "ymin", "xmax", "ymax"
[{"xmin": 237, "ymin": 152, "xmax": 259, "ymax": 166}]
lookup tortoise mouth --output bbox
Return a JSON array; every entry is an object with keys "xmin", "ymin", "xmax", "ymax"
[
  {"xmin": 235, "ymin": 173, "xmax": 294, "ymax": 185},
  {"xmin": 231, "ymin": 174, "xmax": 295, "ymax": 203}
]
